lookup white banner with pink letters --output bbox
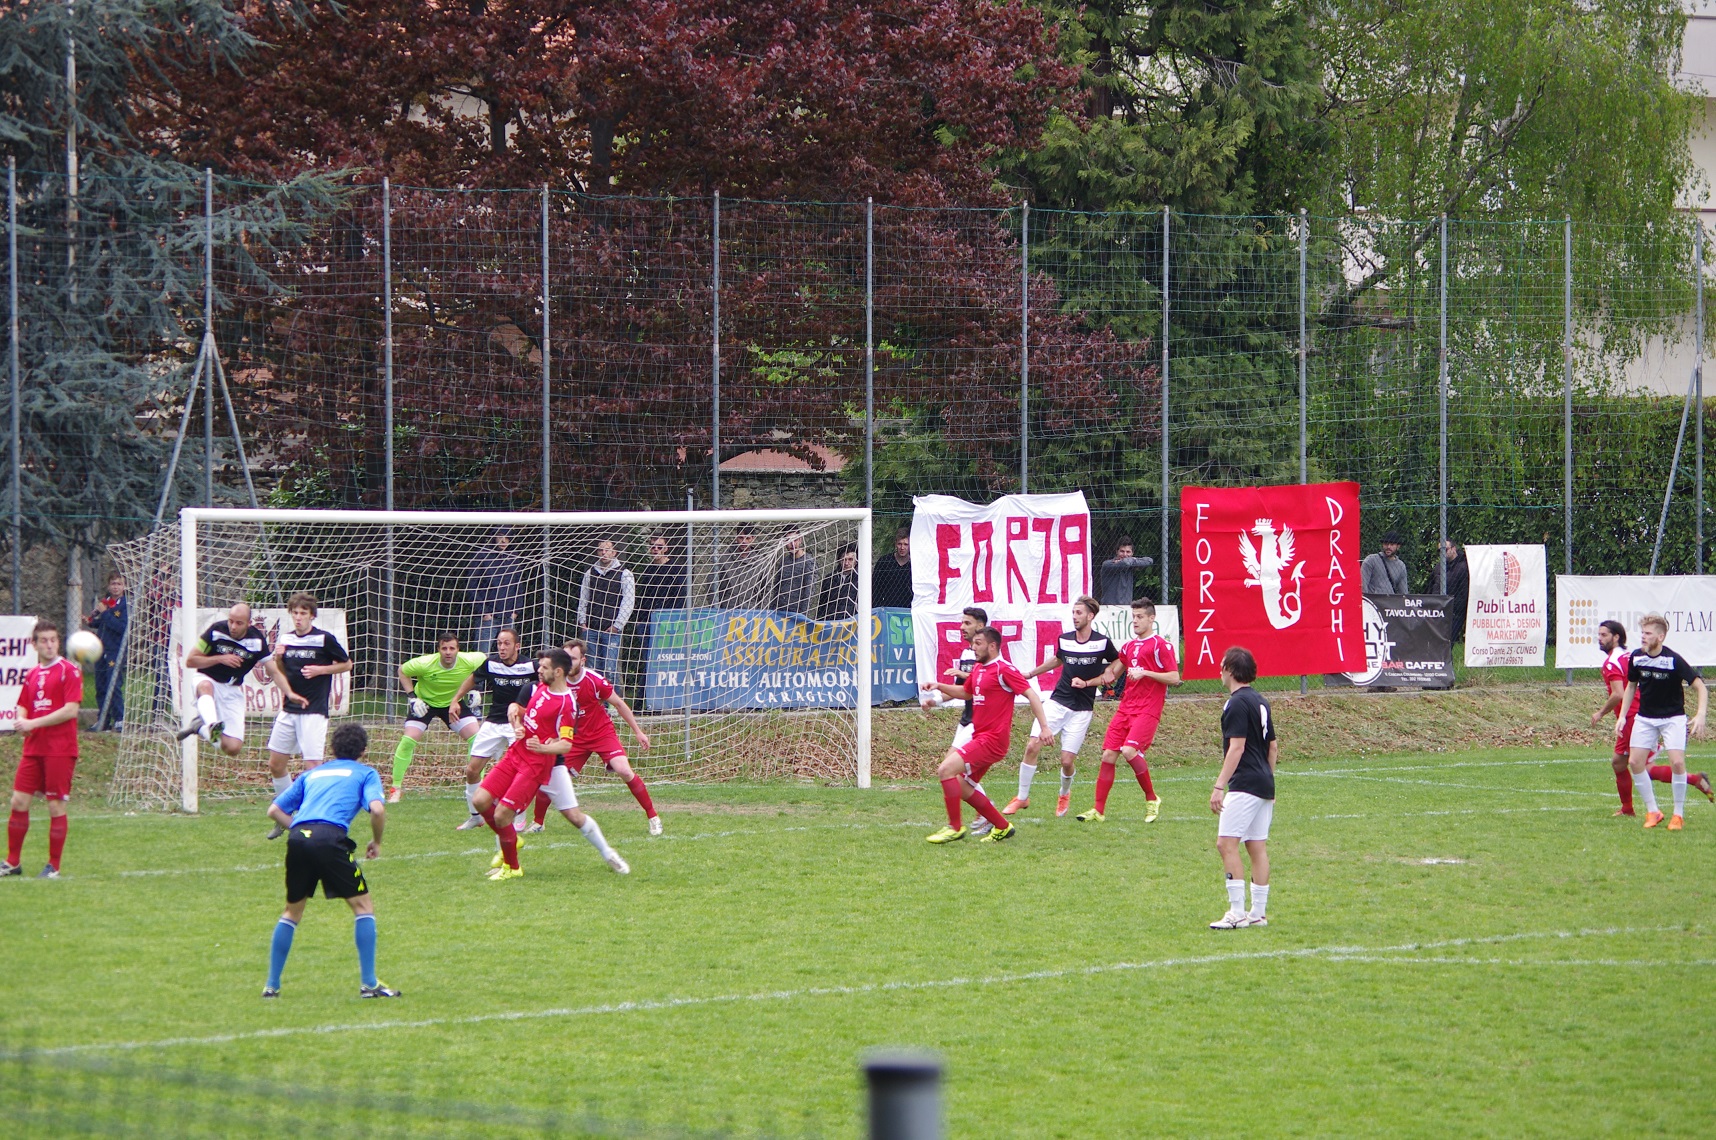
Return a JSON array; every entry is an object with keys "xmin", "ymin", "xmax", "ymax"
[{"xmin": 910, "ymin": 492, "xmax": 1094, "ymax": 695}]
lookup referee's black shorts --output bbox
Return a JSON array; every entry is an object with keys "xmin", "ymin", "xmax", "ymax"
[{"xmin": 284, "ymin": 822, "xmax": 368, "ymax": 903}]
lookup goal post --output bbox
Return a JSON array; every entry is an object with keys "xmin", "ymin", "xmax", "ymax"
[{"xmin": 115, "ymin": 507, "xmax": 872, "ymax": 812}]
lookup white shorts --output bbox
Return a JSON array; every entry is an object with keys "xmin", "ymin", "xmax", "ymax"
[
  {"xmin": 541, "ymin": 764, "xmax": 579, "ymax": 811},
  {"xmin": 202, "ymin": 681, "xmax": 247, "ymax": 742},
  {"xmin": 468, "ymin": 721, "xmax": 515, "ymax": 760},
  {"xmin": 951, "ymin": 722, "xmax": 974, "ymax": 750},
  {"xmin": 1030, "ymin": 701, "xmax": 1093, "ymax": 755},
  {"xmin": 1631, "ymin": 714, "xmax": 1688, "ymax": 753},
  {"xmin": 267, "ymin": 712, "xmax": 328, "ymax": 762},
  {"xmin": 1217, "ymin": 791, "xmax": 1274, "ymax": 841}
]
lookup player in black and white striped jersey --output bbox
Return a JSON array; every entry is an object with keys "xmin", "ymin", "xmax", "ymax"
[
  {"xmin": 1008, "ymin": 596, "xmax": 1119, "ymax": 818},
  {"xmin": 450, "ymin": 627, "xmax": 539, "ymax": 830}
]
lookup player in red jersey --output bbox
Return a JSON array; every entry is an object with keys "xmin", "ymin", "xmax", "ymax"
[
  {"xmin": 919, "ymin": 626, "xmax": 1050, "ymax": 844},
  {"xmin": 468, "ymin": 648, "xmax": 579, "ymax": 880},
  {"xmin": 1591, "ymin": 619, "xmax": 1712, "ymax": 815},
  {"xmin": 523, "ymin": 638, "xmax": 659, "ymax": 835},
  {"xmin": 4, "ymin": 622, "xmax": 84, "ymax": 878},
  {"xmin": 1076, "ymin": 597, "xmax": 1180, "ymax": 823}
]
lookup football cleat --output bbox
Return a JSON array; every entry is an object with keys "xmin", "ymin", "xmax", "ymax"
[
  {"xmin": 455, "ymin": 814, "xmax": 484, "ymax": 831},
  {"xmin": 1668, "ymin": 814, "xmax": 1685, "ymax": 831},
  {"xmin": 262, "ymin": 987, "xmax": 279, "ymax": 998},
  {"xmin": 266, "ymin": 823, "xmax": 286, "ymax": 841},
  {"xmin": 485, "ymin": 864, "xmax": 523, "ymax": 881},
  {"xmin": 174, "ymin": 715, "xmax": 206, "ymax": 742},
  {"xmin": 385, "ymin": 786, "xmax": 402, "ymax": 804},
  {"xmin": 0, "ymin": 862, "xmax": 20, "ymax": 877},
  {"xmin": 1246, "ymin": 914, "xmax": 1269, "ymax": 927},
  {"xmin": 1644, "ymin": 811, "xmax": 1665, "ymax": 829},
  {"xmin": 359, "ymin": 983, "xmax": 403, "ymax": 998},
  {"xmin": 979, "ymin": 823, "xmax": 1016, "ymax": 844},
  {"xmin": 605, "ymin": 851, "xmax": 631, "ymax": 874},
  {"xmin": 1001, "ymin": 796, "xmax": 1028, "ymax": 815},
  {"xmin": 1055, "ymin": 794, "xmax": 1070, "ymax": 817},
  {"xmin": 1694, "ymin": 773, "xmax": 1714, "ymax": 802},
  {"xmin": 1076, "ymin": 808, "xmax": 1105, "ymax": 823},
  {"xmin": 522, "ymin": 822, "xmax": 545, "ymax": 834},
  {"xmin": 969, "ymin": 816, "xmax": 994, "ymax": 837},
  {"xmin": 1144, "ymin": 797, "xmax": 1163, "ymax": 823},
  {"xmin": 648, "ymin": 815, "xmax": 663, "ymax": 837},
  {"xmin": 490, "ymin": 849, "xmax": 506, "ymax": 869},
  {"xmin": 926, "ymin": 826, "xmax": 968, "ymax": 844},
  {"xmin": 1209, "ymin": 910, "xmax": 1251, "ymax": 930},
  {"xmin": 36, "ymin": 865, "xmax": 59, "ymax": 879}
]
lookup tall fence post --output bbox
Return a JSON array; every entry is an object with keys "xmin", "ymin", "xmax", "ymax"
[
  {"xmin": 542, "ymin": 185, "xmax": 552, "ymax": 512},
  {"xmin": 1438, "ymin": 214, "xmax": 1448, "ymax": 594},
  {"xmin": 866, "ymin": 197, "xmax": 875, "ymax": 511},
  {"xmin": 684, "ymin": 485, "xmax": 693, "ymax": 770},
  {"xmin": 1160, "ymin": 207, "xmax": 1171, "ymax": 604},
  {"xmin": 711, "ymin": 190, "xmax": 722, "ymax": 509},
  {"xmin": 382, "ymin": 179, "xmax": 396, "ymax": 708},
  {"xmin": 1696, "ymin": 220, "xmax": 1705, "ymax": 573},
  {"xmin": 1564, "ymin": 217, "xmax": 1574, "ymax": 684},
  {"xmin": 1299, "ymin": 207, "xmax": 1309, "ymax": 696},
  {"xmin": 202, "ymin": 170, "xmax": 214, "ymax": 508},
  {"xmin": 7, "ymin": 157, "xmax": 19, "ymax": 611},
  {"xmin": 1020, "ymin": 200, "xmax": 1030, "ymax": 494}
]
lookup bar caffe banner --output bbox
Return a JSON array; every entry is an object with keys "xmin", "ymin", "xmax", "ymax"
[
  {"xmin": 911, "ymin": 492, "xmax": 1093, "ymax": 691},
  {"xmin": 1463, "ymin": 545, "xmax": 1547, "ymax": 667},
  {"xmin": 1325, "ymin": 595, "xmax": 1455, "ymax": 689},
  {"xmin": 0, "ymin": 616, "xmax": 40, "ymax": 731},
  {"xmin": 1556, "ymin": 576, "xmax": 1716, "ymax": 668}
]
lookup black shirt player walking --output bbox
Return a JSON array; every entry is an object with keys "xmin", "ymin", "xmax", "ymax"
[{"xmin": 1210, "ymin": 646, "xmax": 1276, "ymax": 930}]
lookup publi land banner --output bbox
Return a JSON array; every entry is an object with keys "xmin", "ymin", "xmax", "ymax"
[
  {"xmin": 0, "ymin": 615, "xmax": 40, "ymax": 731},
  {"xmin": 1556, "ymin": 576, "xmax": 1716, "ymax": 668},
  {"xmin": 169, "ymin": 607, "xmax": 351, "ymax": 717},
  {"xmin": 1464, "ymin": 545, "xmax": 1547, "ymax": 667},
  {"xmin": 910, "ymin": 492, "xmax": 1093, "ymax": 691},
  {"xmin": 1178, "ymin": 482, "xmax": 1363, "ymax": 679},
  {"xmin": 643, "ymin": 607, "xmax": 918, "ymax": 711},
  {"xmin": 1324, "ymin": 594, "xmax": 1455, "ymax": 690}
]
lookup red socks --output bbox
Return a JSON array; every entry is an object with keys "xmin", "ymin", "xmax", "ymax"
[
  {"xmin": 1649, "ymin": 765, "xmax": 1674, "ymax": 783},
  {"xmin": 480, "ymin": 806, "xmax": 521, "ymax": 869},
  {"xmin": 1127, "ymin": 754, "xmax": 1155, "ymax": 798},
  {"xmin": 47, "ymin": 815, "xmax": 67, "ymax": 870},
  {"xmin": 964, "ymin": 786, "xmax": 1009, "ymax": 829},
  {"xmin": 625, "ymin": 775, "xmax": 656, "ymax": 819},
  {"xmin": 532, "ymin": 790, "xmax": 550, "ymax": 827},
  {"xmin": 939, "ymin": 778, "xmax": 964, "ymax": 829},
  {"xmin": 1615, "ymin": 769, "xmax": 1635, "ymax": 813},
  {"xmin": 6, "ymin": 809, "xmax": 27, "ymax": 865},
  {"xmin": 1094, "ymin": 762, "xmax": 1116, "ymax": 814}
]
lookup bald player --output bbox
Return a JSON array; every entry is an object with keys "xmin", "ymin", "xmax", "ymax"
[{"xmin": 177, "ymin": 601, "xmax": 274, "ymax": 759}]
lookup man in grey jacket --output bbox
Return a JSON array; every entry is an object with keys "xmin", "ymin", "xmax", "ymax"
[
  {"xmin": 1097, "ymin": 537, "xmax": 1155, "ymax": 606},
  {"xmin": 578, "ymin": 539, "xmax": 636, "ymax": 679},
  {"xmin": 1360, "ymin": 531, "xmax": 1410, "ymax": 595},
  {"xmin": 772, "ymin": 529, "xmax": 818, "ymax": 616}
]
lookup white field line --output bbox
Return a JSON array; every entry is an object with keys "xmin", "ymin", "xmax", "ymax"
[
  {"xmin": 1279, "ymin": 773, "xmax": 1613, "ymax": 797},
  {"xmin": 16, "ymin": 925, "xmax": 1689, "ymax": 1058},
  {"xmin": 105, "ymin": 803, "xmax": 1614, "ymax": 880}
]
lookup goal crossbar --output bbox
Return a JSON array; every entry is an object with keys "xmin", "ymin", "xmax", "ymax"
[{"xmin": 173, "ymin": 507, "xmax": 873, "ymax": 812}]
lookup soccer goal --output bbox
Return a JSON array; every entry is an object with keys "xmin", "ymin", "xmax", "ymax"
[{"xmin": 108, "ymin": 508, "xmax": 873, "ymax": 811}]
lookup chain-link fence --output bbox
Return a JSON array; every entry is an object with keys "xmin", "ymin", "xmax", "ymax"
[{"xmin": 5, "ymin": 170, "xmax": 1712, "ymax": 611}]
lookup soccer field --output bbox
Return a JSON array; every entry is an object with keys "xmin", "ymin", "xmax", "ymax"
[{"xmin": 3, "ymin": 746, "xmax": 1714, "ymax": 1137}]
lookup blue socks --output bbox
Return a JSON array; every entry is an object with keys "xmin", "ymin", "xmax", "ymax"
[
  {"xmin": 354, "ymin": 913, "xmax": 377, "ymax": 988},
  {"xmin": 267, "ymin": 918, "xmax": 297, "ymax": 990}
]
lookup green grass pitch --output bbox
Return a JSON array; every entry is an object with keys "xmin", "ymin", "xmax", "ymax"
[{"xmin": 3, "ymin": 746, "xmax": 1714, "ymax": 1137}]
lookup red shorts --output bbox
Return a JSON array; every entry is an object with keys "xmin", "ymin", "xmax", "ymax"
[
  {"xmin": 1102, "ymin": 707, "xmax": 1161, "ymax": 753},
  {"xmin": 954, "ymin": 733, "xmax": 1009, "ymax": 782},
  {"xmin": 1614, "ymin": 715, "xmax": 1636, "ymax": 758},
  {"xmin": 481, "ymin": 749, "xmax": 553, "ymax": 812},
  {"xmin": 13, "ymin": 752, "xmax": 76, "ymax": 801},
  {"xmin": 564, "ymin": 729, "xmax": 626, "ymax": 774}
]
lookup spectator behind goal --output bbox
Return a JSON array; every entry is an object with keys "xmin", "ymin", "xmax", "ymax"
[{"xmin": 872, "ymin": 527, "xmax": 914, "ymax": 609}]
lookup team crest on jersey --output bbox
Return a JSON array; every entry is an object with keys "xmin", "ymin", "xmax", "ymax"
[{"xmin": 1239, "ymin": 518, "xmax": 1305, "ymax": 630}]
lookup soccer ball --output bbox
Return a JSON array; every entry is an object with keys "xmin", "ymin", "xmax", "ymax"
[{"xmin": 67, "ymin": 629, "xmax": 104, "ymax": 666}]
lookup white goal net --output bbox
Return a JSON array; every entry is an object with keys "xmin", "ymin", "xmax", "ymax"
[{"xmin": 108, "ymin": 509, "xmax": 872, "ymax": 810}]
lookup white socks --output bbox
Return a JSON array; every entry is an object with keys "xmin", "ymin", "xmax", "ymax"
[
  {"xmin": 1634, "ymin": 769, "xmax": 1660, "ymax": 813},
  {"xmin": 1672, "ymin": 772, "xmax": 1688, "ymax": 816},
  {"xmin": 196, "ymin": 693, "xmax": 217, "ymax": 724},
  {"xmin": 1225, "ymin": 875, "xmax": 1246, "ymax": 914},
  {"xmin": 580, "ymin": 817, "xmax": 615, "ymax": 858},
  {"xmin": 272, "ymin": 775, "xmax": 292, "ymax": 796},
  {"xmin": 464, "ymin": 783, "xmax": 480, "ymax": 813},
  {"xmin": 1017, "ymin": 763, "xmax": 1036, "ymax": 800},
  {"xmin": 1059, "ymin": 770, "xmax": 1075, "ymax": 797},
  {"xmin": 1250, "ymin": 883, "xmax": 1270, "ymax": 918}
]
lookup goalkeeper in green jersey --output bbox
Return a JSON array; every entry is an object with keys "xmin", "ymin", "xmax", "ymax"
[{"xmin": 389, "ymin": 633, "xmax": 487, "ymax": 802}]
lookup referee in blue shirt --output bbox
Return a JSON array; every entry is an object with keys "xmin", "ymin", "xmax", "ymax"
[{"xmin": 263, "ymin": 723, "xmax": 400, "ymax": 998}]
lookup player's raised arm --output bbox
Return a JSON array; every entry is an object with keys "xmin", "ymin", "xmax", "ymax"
[{"xmin": 920, "ymin": 678, "xmax": 967, "ymax": 701}]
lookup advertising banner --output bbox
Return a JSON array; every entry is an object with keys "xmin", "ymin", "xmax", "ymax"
[
  {"xmin": 1464, "ymin": 545, "xmax": 1547, "ymax": 667},
  {"xmin": 1324, "ymin": 594, "xmax": 1455, "ymax": 689},
  {"xmin": 643, "ymin": 607, "xmax": 916, "ymax": 711},
  {"xmin": 0, "ymin": 616, "xmax": 41, "ymax": 731},
  {"xmin": 1092, "ymin": 602, "xmax": 1180, "ymax": 658},
  {"xmin": 910, "ymin": 493, "xmax": 1094, "ymax": 689},
  {"xmin": 168, "ymin": 607, "xmax": 352, "ymax": 717},
  {"xmin": 1178, "ymin": 482, "xmax": 1364, "ymax": 679},
  {"xmin": 1556, "ymin": 576, "xmax": 1716, "ymax": 668}
]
